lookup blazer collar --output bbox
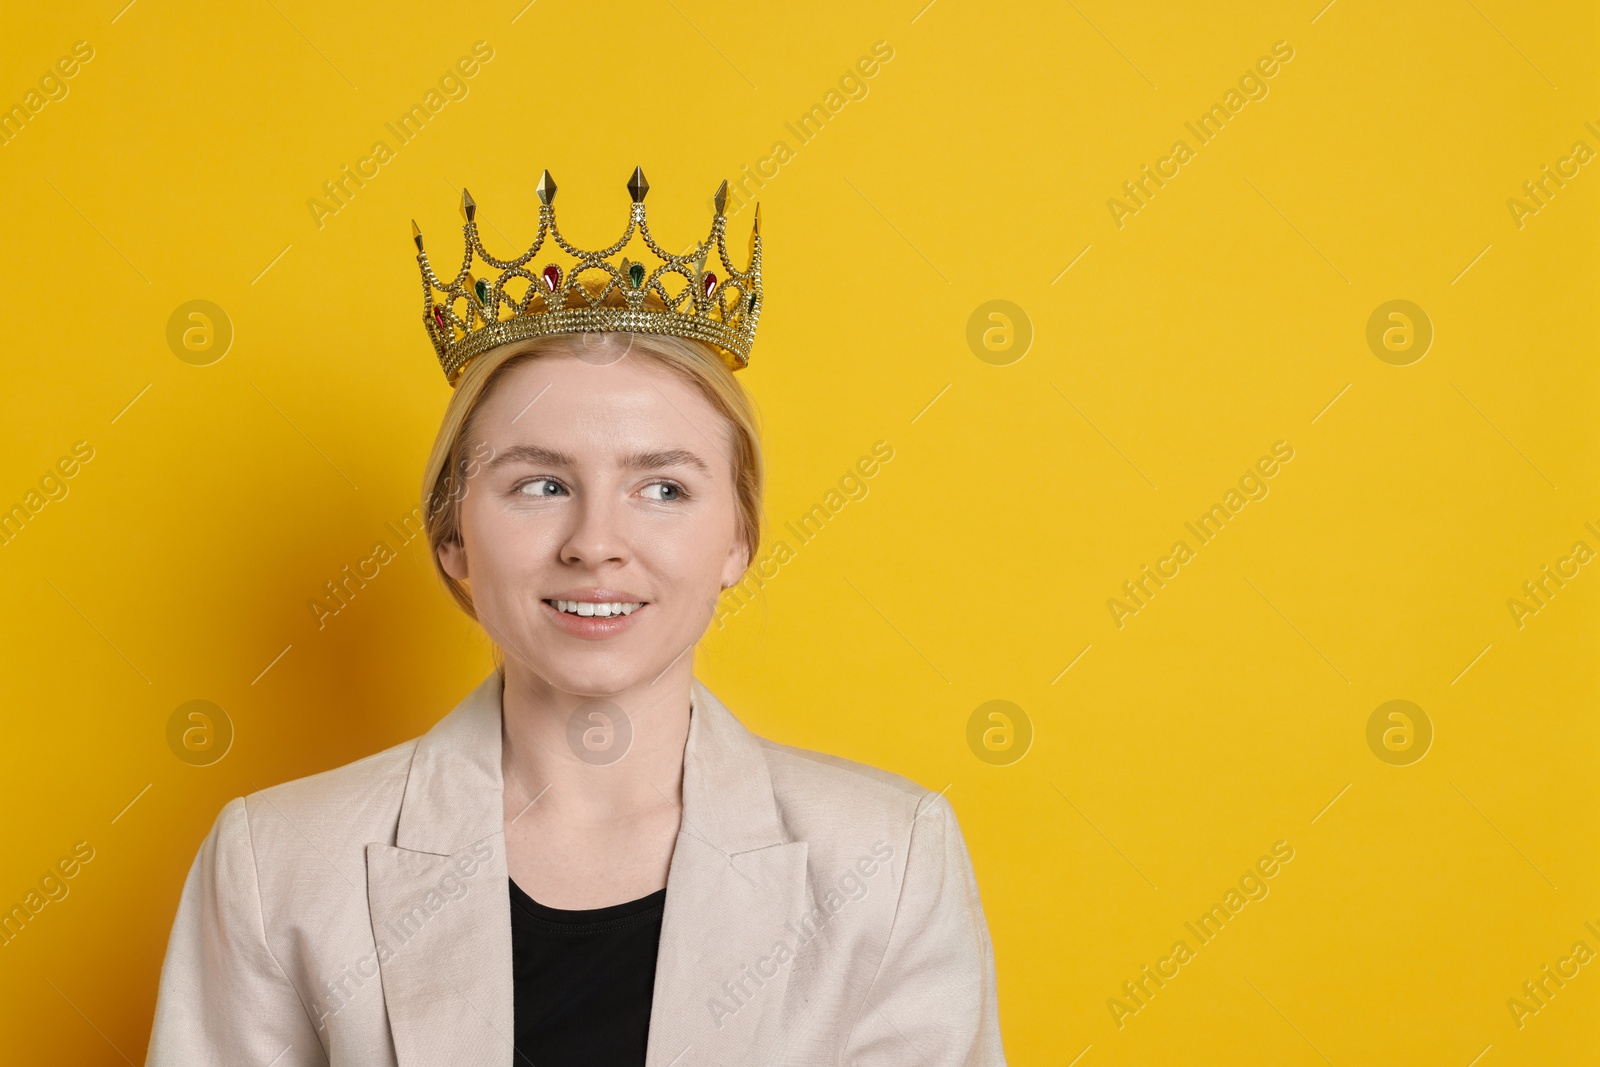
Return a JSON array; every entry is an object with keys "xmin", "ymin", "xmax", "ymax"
[
  {"xmin": 392, "ymin": 668, "xmax": 789, "ymax": 855},
  {"xmin": 366, "ymin": 669, "xmax": 810, "ymax": 1066}
]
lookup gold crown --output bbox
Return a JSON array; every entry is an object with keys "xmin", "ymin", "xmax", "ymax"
[{"xmin": 413, "ymin": 166, "xmax": 763, "ymax": 385}]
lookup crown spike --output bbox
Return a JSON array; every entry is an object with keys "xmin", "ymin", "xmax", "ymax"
[{"xmin": 415, "ymin": 173, "xmax": 761, "ymax": 384}]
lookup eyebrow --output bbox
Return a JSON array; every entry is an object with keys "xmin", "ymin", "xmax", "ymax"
[{"xmin": 486, "ymin": 443, "xmax": 711, "ymax": 475}]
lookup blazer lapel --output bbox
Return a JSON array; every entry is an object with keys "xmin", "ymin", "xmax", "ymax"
[
  {"xmin": 366, "ymin": 671, "xmax": 515, "ymax": 1067},
  {"xmin": 645, "ymin": 680, "xmax": 811, "ymax": 1066},
  {"xmin": 364, "ymin": 670, "xmax": 810, "ymax": 1067}
]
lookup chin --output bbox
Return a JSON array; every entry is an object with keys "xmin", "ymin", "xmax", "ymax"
[{"xmin": 522, "ymin": 651, "xmax": 666, "ymax": 701}]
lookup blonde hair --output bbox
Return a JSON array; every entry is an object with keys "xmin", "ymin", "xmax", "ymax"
[{"xmin": 421, "ymin": 331, "xmax": 763, "ymax": 620}]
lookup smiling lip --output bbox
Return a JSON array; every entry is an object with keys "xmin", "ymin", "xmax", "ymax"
[{"xmin": 541, "ymin": 590, "xmax": 648, "ymax": 640}]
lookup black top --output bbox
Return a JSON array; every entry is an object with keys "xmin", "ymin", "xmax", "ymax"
[{"xmin": 509, "ymin": 877, "xmax": 668, "ymax": 1066}]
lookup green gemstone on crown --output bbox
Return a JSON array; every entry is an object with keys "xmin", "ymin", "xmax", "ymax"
[
  {"xmin": 474, "ymin": 279, "xmax": 489, "ymax": 305},
  {"xmin": 629, "ymin": 263, "xmax": 645, "ymax": 289}
]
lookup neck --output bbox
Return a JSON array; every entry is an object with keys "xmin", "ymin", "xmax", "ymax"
[{"xmin": 498, "ymin": 654, "xmax": 694, "ymax": 824}]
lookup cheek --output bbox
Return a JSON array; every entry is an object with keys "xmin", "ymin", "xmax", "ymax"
[
  {"xmin": 621, "ymin": 527, "xmax": 729, "ymax": 623},
  {"xmin": 460, "ymin": 497, "xmax": 547, "ymax": 574},
  {"xmin": 633, "ymin": 527, "xmax": 722, "ymax": 592}
]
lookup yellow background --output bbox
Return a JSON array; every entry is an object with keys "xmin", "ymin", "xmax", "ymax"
[{"xmin": 1, "ymin": 1, "xmax": 1595, "ymax": 1063}]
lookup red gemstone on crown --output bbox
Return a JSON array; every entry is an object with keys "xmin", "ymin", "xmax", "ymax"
[
  {"xmin": 431, "ymin": 307, "xmax": 445, "ymax": 331},
  {"xmin": 702, "ymin": 272, "xmax": 717, "ymax": 298},
  {"xmin": 542, "ymin": 264, "xmax": 562, "ymax": 292}
]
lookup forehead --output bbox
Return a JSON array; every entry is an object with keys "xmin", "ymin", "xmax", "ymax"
[{"xmin": 471, "ymin": 351, "xmax": 729, "ymax": 455}]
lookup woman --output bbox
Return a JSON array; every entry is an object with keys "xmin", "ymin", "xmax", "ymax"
[{"xmin": 146, "ymin": 169, "xmax": 1005, "ymax": 1066}]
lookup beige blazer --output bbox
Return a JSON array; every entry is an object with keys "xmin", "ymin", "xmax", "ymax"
[{"xmin": 146, "ymin": 670, "xmax": 1006, "ymax": 1065}]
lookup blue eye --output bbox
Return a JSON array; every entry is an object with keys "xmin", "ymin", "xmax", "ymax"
[
  {"xmin": 643, "ymin": 481, "xmax": 684, "ymax": 502},
  {"xmin": 518, "ymin": 477, "xmax": 566, "ymax": 497}
]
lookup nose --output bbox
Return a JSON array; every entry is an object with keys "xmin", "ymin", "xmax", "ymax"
[{"xmin": 559, "ymin": 490, "xmax": 629, "ymax": 568}]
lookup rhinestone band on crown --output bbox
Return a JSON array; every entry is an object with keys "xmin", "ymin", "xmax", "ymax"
[{"xmin": 413, "ymin": 166, "xmax": 763, "ymax": 385}]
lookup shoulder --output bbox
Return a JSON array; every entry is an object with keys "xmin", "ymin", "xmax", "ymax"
[
  {"xmin": 753, "ymin": 734, "xmax": 963, "ymax": 864},
  {"xmin": 208, "ymin": 735, "xmax": 420, "ymax": 868},
  {"xmin": 757, "ymin": 735, "xmax": 929, "ymax": 816}
]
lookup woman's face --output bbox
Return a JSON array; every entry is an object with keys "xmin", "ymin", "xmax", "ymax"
[{"xmin": 437, "ymin": 348, "xmax": 749, "ymax": 697}]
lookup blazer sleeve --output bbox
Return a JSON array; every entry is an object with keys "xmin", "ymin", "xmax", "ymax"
[
  {"xmin": 146, "ymin": 796, "xmax": 326, "ymax": 1067},
  {"xmin": 842, "ymin": 791, "xmax": 1007, "ymax": 1065}
]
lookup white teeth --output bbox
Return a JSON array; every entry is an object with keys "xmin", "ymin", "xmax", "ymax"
[{"xmin": 550, "ymin": 600, "xmax": 643, "ymax": 618}]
